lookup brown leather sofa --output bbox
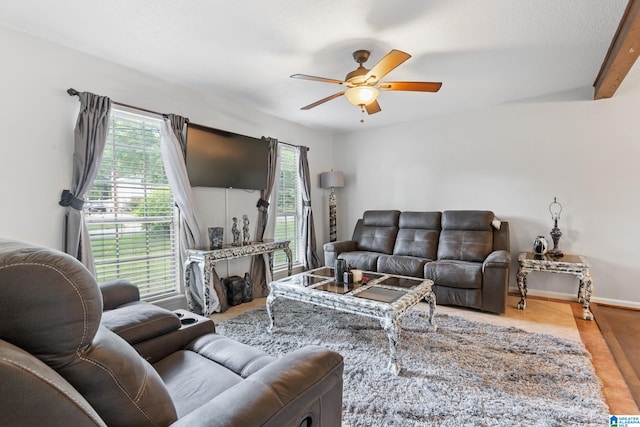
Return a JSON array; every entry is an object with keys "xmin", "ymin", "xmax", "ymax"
[
  {"xmin": 324, "ymin": 210, "xmax": 511, "ymax": 314},
  {"xmin": 0, "ymin": 239, "xmax": 344, "ymax": 426}
]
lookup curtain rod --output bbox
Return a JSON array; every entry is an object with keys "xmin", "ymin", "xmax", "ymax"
[
  {"xmin": 66, "ymin": 88, "xmax": 308, "ymax": 150},
  {"xmin": 66, "ymin": 88, "xmax": 188, "ymax": 122},
  {"xmin": 279, "ymin": 141, "xmax": 309, "ymax": 151}
]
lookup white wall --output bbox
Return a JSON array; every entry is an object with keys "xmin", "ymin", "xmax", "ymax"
[
  {"xmin": 4, "ymin": 23, "xmax": 639, "ymax": 308},
  {"xmin": 333, "ymin": 84, "xmax": 640, "ymax": 308},
  {"xmin": 0, "ymin": 26, "xmax": 335, "ymax": 278}
]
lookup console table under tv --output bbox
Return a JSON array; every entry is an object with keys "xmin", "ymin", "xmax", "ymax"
[{"xmin": 184, "ymin": 240, "xmax": 293, "ymax": 315}]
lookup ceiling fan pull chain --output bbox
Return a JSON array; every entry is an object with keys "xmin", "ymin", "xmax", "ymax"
[{"xmin": 360, "ymin": 105, "xmax": 365, "ymax": 123}]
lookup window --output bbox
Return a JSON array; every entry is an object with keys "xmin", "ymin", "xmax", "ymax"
[
  {"xmin": 273, "ymin": 145, "xmax": 302, "ymax": 268},
  {"xmin": 84, "ymin": 109, "xmax": 179, "ymax": 298}
]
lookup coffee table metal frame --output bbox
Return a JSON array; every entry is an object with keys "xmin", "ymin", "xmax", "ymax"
[{"xmin": 267, "ymin": 268, "xmax": 436, "ymax": 375}]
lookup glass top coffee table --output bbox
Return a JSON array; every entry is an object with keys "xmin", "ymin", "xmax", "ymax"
[{"xmin": 267, "ymin": 267, "xmax": 436, "ymax": 375}]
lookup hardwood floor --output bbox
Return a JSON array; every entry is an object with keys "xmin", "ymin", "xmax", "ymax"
[
  {"xmin": 211, "ymin": 294, "xmax": 640, "ymax": 416},
  {"xmin": 589, "ymin": 303, "xmax": 640, "ymax": 411}
]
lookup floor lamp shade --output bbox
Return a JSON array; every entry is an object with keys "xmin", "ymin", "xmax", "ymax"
[
  {"xmin": 320, "ymin": 171, "xmax": 344, "ymax": 189},
  {"xmin": 320, "ymin": 171, "xmax": 344, "ymax": 242}
]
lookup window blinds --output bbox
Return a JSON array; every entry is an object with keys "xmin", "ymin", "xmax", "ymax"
[
  {"xmin": 85, "ymin": 109, "xmax": 178, "ymax": 298},
  {"xmin": 273, "ymin": 144, "xmax": 301, "ymax": 268}
]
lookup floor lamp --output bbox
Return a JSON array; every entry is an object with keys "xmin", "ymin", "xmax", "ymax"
[{"xmin": 320, "ymin": 171, "xmax": 344, "ymax": 242}]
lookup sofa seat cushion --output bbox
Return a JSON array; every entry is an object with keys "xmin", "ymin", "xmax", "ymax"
[
  {"xmin": 101, "ymin": 302, "xmax": 181, "ymax": 345},
  {"xmin": 155, "ymin": 333, "xmax": 277, "ymax": 418},
  {"xmin": 338, "ymin": 251, "xmax": 381, "ymax": 271},
  {"xmin": 424, "ymin": 260, "xmax": 483, "ymax": 289},
  {"xmin": 154, "ymin": 350, "xmax": 244, "ymax": 417},
  {"xmin": 377, "ymin": 255, "xmax": 430, "ymax": 277},
  {"xmin": 187, "ymin": 334, "xmax": 276, "ymax": 378}
]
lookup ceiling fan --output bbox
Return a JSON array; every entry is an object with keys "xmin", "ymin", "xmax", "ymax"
[{"xmin": 291, "ymin": 49, "xmax": 442, "ymax": 120}]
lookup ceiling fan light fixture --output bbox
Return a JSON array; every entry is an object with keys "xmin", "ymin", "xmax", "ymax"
[{"xmin": 345, "ymin": 86, "xmax": 379, "ymax": 106}]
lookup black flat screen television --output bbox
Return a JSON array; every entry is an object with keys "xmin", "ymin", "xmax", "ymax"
[{"xmin": 185, "ymin": 123, "xmax": 269, "ymax": 190}]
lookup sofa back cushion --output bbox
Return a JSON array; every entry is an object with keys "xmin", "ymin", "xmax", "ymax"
[
  {"xmin": 0, "ymin": 240, "xmax": 178, "ymax": 426},
  {"xmin": 437, "ymin": 211, "xmax": 494, "ymax": 262},
  {"xmin": 352, "ymin": 210, "xmax": 400, "ymax": 255},
  {"xmin": 0, "ymin": 339, "xmax": 107, "ymax": 427},
  {"xmin": 393, "ymin": 212, "xmax": 441, "ymax": 260}
]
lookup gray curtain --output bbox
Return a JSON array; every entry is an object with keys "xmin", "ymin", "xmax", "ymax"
[
  {"xmin": 299, "ymin": 147, "xmax": 320, "ymax": 269},
  {"xmin": 250, "ymin": 137, "xmax": 279, "ymax": 298},
  {"xmin": 160, "ymin": 115, "xmax": 221, "ymax": 315},
  {"xmin": 60, "ymin": 92, "xmax": 112, "ymax": 274}
]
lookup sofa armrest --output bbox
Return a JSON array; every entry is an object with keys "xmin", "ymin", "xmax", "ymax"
[
  {"xmin": 135, "ymin": 311, "xmax": 215, "ymax": 363},
  {"xmin": 171, "ymin": 345, "xmax": 344, "ymax": 427},
  {"xmin": 99, "ymin": 279, "xmax": 140, "ymax": 310},
  {"xmin": 323, "ymin": 240, "xmax": 358, "ymax": 267},
  {"xmin": 481, "ymin": 250, "xmax": 511, "ymax": 314},
  {"xmin": 101, "ymin": 303, "xmax": 182, "ymax": 346},
  {"xmin": 482, "ymin": 250, "xmax": 511, "ymax": 270}
]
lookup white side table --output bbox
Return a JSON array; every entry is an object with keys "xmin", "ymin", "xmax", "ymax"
[{"xmin": 516, "ymin": 252, "xmax": 594, "ymax": 320}]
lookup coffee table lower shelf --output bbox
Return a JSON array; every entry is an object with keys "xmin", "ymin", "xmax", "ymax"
[{"xmin": 267, "ymin": 270, "xmax": 436, "ymax": 375}]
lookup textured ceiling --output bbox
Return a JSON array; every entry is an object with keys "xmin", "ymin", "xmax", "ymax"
[{"xmin": 0, "ymin": 0, "xmax": 630, "ymax": 132}]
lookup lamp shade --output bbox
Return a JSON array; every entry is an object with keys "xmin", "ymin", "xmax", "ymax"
[
  {"xmin": 344, "ymin": 86, "xmax": 379, "ymax": 106},
  {"xmin": 320, "ymin": 171, "xmax": 344, "ymax": 189}
]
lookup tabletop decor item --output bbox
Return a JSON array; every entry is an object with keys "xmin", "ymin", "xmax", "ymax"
[
  {"xmin": 208, "ymin": 227, "xmax": 224, "ymax": 250},
  {"xmin": 548, "ymin": 197, "xmax": 564, "ymax": 258},
  {"xmin": 334, "ymin": 258, "xmax": 347, "ymax": 285},
  {"xmin": 231, "ymin": 217, "xmax": 240, "ymax": 246},
  {"xmin": 242, "ymin": 214, "xmax": 250, "ymax": 245},
  {"xmin": 533, "ymin": 235, "xmax": 548, "ymax": 256}
]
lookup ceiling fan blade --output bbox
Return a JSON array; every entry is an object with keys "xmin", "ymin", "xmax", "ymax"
[
  {"xmin": 291, "ymin": 74, "xmax": 348, "ymax": 85},
  {"xmin": 365, "ymin": 100, "xmax": 381, "ymax": 115},
  {"xmin": 300, "ymin": 91, "xmax": 345, "ymax": 110},
  {"xmin": 364, "ymin": 50, "xmax": 411, "ymax": 84},
  {"xmin": 379, "ymin": 81, "xmax": 442, "ymax": 92}
]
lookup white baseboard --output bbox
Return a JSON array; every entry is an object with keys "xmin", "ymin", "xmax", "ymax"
[
  {"xmin": 508, "ymin": 287, "xmax": 640, "ymax": 309},
  {"xmin": 588, "ymin": 295, "xmax": 640, "ymax": 309}
]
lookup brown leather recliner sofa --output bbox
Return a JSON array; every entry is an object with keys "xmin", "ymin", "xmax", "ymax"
[
  {"xmin": 324, "ymin": 210, "xmax": 511, "ymax": 314},
  {"xmin": 0, "ymin": 239, "xmax": 344, "ymax": 427}
]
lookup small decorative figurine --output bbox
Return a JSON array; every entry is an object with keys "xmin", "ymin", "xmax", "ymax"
[
  {"xmin": 242, "ymin": 214, "xmax": 250, "ymax": 245},
  {"xmin": 231, "ymin": 217, "xmax": 240, "ymax": 246}
]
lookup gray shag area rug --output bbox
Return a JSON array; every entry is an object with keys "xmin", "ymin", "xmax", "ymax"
[{"xmin": 215, "ymin": 299, "xmax": 609, "ymax": 427}]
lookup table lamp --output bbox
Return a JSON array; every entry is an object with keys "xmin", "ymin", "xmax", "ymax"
[
  {"xmin": 320, "ymin": 171, "xmax": 345, "ymax": 242},
  {"xmin": 548, "ymin": 197, "xmax": 564, "ymax": 258}
]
